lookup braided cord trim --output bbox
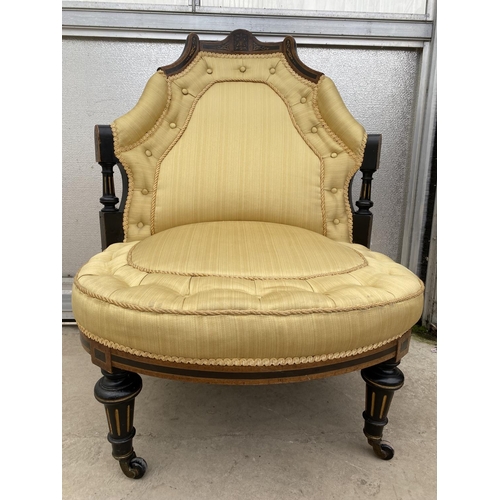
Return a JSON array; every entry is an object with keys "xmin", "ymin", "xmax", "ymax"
[
  {"xmin": 150, "ymin": 77, "xmax": 327, "ymax": 235},
  {"xmin": 78, "ymin": 323, "xmax": 405, "ymax": 367},
  {"xmin": 126, "ymin": 240, "xmax": 368, "ymax": 280},
  {"xmin": 344, "ymin": 131, "xmax": 368, "ymax": 243},
  {"xmin": 312, "ymin": 76, "xmax": 368, "ymax": 243},
  {"xmin": 111, "ymin": 52, "xmax": 364, "ymax": 241},
  {"xmin": 313, "ymin": 76, "xmax": 365, "ymax": 163},
  {"xmin": 73, "ymin": 273, "xmax": 424, "ymax": 316}
]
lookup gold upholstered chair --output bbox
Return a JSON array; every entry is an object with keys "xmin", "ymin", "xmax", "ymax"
[{"xmin": 72, "ymin": 30, "xmax": 424, "ymax": 479}]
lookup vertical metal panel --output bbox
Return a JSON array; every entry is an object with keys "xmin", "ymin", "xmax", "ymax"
[
  {"xmin": 200, "ymin": 0, "xmax": 429, "ymax": 15},
  {"xmin": 422, "ymin": 201, "xmax": 437, "ymax": 329},
  {"xmin": 400, "ymin": 32, "xmax": 436, "ymax": 274}
]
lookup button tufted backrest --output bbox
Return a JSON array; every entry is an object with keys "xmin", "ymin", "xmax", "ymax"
[{"xmin": 111, "ymin": 30, "xmax": 367, "ymax": 243}]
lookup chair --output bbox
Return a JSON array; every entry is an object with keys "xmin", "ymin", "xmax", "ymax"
[{"xmin": 72, "ymin": 29, "xmax": 424, "ymax": 479}]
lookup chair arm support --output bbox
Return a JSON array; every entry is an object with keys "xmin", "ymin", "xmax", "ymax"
[
  {"xmin": 94, "ymin": 127, "xmax": 381, "ymax": 250},
  {"xmin": 352, "ymin": 134, "xmax": 382, "ymax": 248},
  {"xmin": 95, "ymin": 125, "xmax": 126, "ymax": 249}
]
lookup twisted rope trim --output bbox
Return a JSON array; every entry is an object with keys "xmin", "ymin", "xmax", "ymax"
[
  {"xmin": 126, "ymin": 240, "xmax": 368, "ymax": 280},
  {"xmin": 150, "ymin": 77, "xmax": 327, "ymax": 235},
  {"xmin": 169, "ymin": 51, "xmax": 317, "ymax": 91},
  {"xmin": 78, "ymin": 323, "xmax": 405, "ymax": 367},
  {"xmin": 110, "ymin": 122, "xmax": 134, "ymax": 242},
  {"xmin": 113, "ymin": 75, "xmax": 173, "ymax": 154},
  {"xmin": 313, "ymin": 76, "xmax": 362, "ymax": 163},
  {"xmin": 345, "ymin": 131, "xmax": 368, "ymax": 243},
  {"xmin": 111, "ymin": 77, "xmax": 174, "ymax": 241},
  {"xmin": 73, "ymin": 274, "xmax": 424, "ymax": 316},
  {"xmin": 313, "ymin": 76, "xmax": 368, "ymax": 242},
  {"xmin": 111, "ymin": 53, "xmax": 364, "ymax": 242}
]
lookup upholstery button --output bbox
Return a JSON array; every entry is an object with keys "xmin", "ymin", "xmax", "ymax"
[
  {"xmin": 331, "ymin": 152, "xmax": 338, "ymax": 158},
  {"xmin": 170, "ymin": 123, "xmax": 176, "ymax": 129},
  {"xmin": 269, "ymin": 68, "xmax": 276, "ymax": 74},
  {"xmin": 145, "ymin": 150, "xmax": 152, "ymax": 157},
  {"xmin": 300, "ymin": 97, "xmax": 307, "ymax": 103},
  {"xmin": 333, "ymin": 219, "xmax": 340, "ymax": 225},
  {"xmin": 240, "ymin": 66, "xmax": 246, "ymax": 72},
  {"xmin": 141, "ymin": 189, "xmax": 148, "ymax": 195},
  {"xmin": 182, "ymin": 88, "xmax": 188, "ymax": 95},
  {"xmin": 137, "ymin": 222, "xmax": 144, "ymax": 228},
  {"xmin": 207, "ymin": 68, "xmax": 213, "ymax": 74},
  {"xmin": 331, "ymin": 188, "xmax": 338, "ymax": 194},
  {"xmin": 311, "ymin": 127, "xmax": 318, "ymax": 133}
]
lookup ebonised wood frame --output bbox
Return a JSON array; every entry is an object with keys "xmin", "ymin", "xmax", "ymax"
[
  {"xmin": 95, "ymin": 124, "xmax": 381, "ymax": 251},
  {"xmin": 87, "ymin": 29, "xmax": 405, "ymax": 478},
  {"xmin": 158, "ymin": 29, "xmax": 323, "ymax": 83}
]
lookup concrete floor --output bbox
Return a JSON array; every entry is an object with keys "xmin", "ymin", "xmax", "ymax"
[{"xmin": 62, "ymin": 325, "xmax": 437, "ymax": 500}]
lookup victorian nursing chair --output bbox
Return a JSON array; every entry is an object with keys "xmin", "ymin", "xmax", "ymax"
[{"xmin": 72, "ymin": 30, "xmax": 424, "ymax": 479}]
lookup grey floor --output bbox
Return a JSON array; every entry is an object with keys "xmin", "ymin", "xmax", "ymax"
[{"xmin": 62, "ymin": 325, "xmax": 437, "ymax": 500}]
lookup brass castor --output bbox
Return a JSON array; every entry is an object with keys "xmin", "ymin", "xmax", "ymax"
[
  {"xmin": 119, "ymin": 452, "xmax": 147, "ymax": 479},
  {"xmin": 367, "ymin": 438, "xmax": 395, "ymax": 461}
]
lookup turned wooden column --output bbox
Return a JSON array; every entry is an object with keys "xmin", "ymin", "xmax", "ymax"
[
  {"xmin": 361, "ymin": 360, "xmax": 404, "ymax": 460},
  {"xmin": 94, "ymin": 369, "xmax": 147, "ymax": 478}
]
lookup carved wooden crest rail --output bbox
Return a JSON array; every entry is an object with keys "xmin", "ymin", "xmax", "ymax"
[{"xmin": 159, "ymin": 29, "xmax": 323, "ymax": 83}]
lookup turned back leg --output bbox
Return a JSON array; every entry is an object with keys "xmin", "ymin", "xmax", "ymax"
[
  {"xmin": 94, "ymin": 369, "xmax": 147, "ymax": 479},
  {"xmin": 361, "ymin": 361, "xmax": 404, "ymax": 460}
]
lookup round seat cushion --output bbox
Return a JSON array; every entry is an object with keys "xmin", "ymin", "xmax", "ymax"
[{"xmin": 72, "ymin": 221, "xmax": 424, "ymax": 366}]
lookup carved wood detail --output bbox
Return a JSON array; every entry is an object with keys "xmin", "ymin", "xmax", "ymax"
[{"xmin": 159, "ymin": 29, "xmax": 323, "ymax": 83}]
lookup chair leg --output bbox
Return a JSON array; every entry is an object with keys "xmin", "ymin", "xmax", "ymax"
[
  {"xmin": 361, "ymin": 360, "xmax": 404, "ymax": 460},
  {"xmin": 94, "ymin": 368, "xmax": 147, "ymax": 478}
]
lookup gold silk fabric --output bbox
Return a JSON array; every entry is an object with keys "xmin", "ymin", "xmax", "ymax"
[
  {"xmin": 154, "ymin": 82, "xmax": 323, "ymax": 235},
  {"xmin": 73, "ymin": 222, "xmax": 424, "ymax": 364},
  {"xmin": 73, "ymin": 49, "xmax": 425, "ymax": 367},
  {"xmin": 111, "ymin": 52, "xmax": 366, "ymax": 243},
  {"xmin": 129, "ymin": 222, "xmax": 366, "ymax": 279}
]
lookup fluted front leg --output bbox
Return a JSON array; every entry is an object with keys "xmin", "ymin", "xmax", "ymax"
[
  {"xmin": 94, "ymin": 369, "xmax": 147, "ymax": 478},
  {"xmin": 361, "ymin": 361, "xmax": 404, "ymax": 460}
]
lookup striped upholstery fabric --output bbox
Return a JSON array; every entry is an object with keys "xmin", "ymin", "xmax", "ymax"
[
  {"xmin": 72, "ymin": 50, "xmax": 424, "ymax": 367},
  {"xmin": 111, "ymin": 53, "xmax": 365, "ymax": 243},
  {"xmin": 73, "ymin": 222, "xmax": 424, "ymax": 364}
]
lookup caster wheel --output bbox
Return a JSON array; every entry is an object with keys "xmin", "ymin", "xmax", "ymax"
[
  {"xmin": 119, "ymin": 454, "xmax": 147, "ymax": 479},
  {"xmin": 370, "ymin": 439, "xmax": 395, "ymax": 460}
]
